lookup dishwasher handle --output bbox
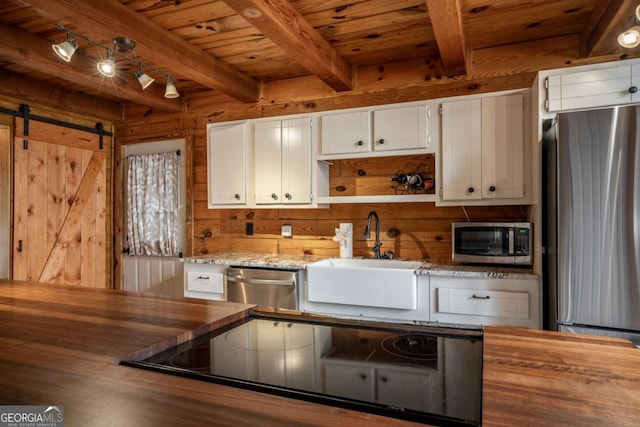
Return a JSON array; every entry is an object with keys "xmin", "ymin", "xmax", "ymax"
[{"xmin": 226, "ymin": 275, "xmax": 295, "ymax": 287}]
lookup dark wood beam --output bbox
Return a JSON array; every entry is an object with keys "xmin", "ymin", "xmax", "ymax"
[
  {"xmin": 0, "ymin": 22, "xmax": 181, "ymax": 112},
  {"xmin": 425, "ymin": 0, "xmax": 467, "ymax": 76},
  {"xmin": 582, "ymin": 0, "xmax": 638, "ymax": 57},
  {"xmin": 222, "ymin": 0, "xmax": 353, "ymax": 92},
  {"xmin": 27, "ymin": 0, "xmax": 260, "ymax": 102},
  {"xmin": 0, "ymin": 68, "xmax": 121, "ymax": 121}
]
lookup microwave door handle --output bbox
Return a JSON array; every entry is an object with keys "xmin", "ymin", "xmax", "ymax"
[{"xmin": 509, "ymin": 228, "xmax": 515, "ymax": 255}]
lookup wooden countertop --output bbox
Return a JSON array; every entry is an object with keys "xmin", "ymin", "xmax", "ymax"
[{"xmin": 1, "ymin": 280, "xmax": 639, "ymax": 426}]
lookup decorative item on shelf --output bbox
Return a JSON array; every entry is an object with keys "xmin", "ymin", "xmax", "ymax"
[
  {"xmin": 51, "ymin": 24, "xmax": 179, "ymax": 98},
  {"xmin": 333, "ymin": 223, "xmax": 353, "ymax": 258},
  {"xmin": 390, "ymin": 163, "xmax": 434, "ymax": 194}
]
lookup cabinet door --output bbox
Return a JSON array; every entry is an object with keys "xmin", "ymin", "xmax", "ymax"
[
  {"xmin": 440, "ymin": 99, "xmax": 482, "ymax": 200},
  {"xmin": 377, "ymin": 366, "xmax": 443, "ymax": 413},
  {"xmin": 320, "ymin": 111, "xmax": 370, "ymax": 155},
  {"xmin": 207, "ymin": 122, "xmax": 247, "ymax": 206},
  {"xmin": 373, "ymin": 104, "xmax": 429, "ymax": 152},
  {"xmin": 281, "ymin": 117, "xmax": 312, "ymax": 204},
  {"xmin": 323, "ymin": 361, "xmax": 375, "ymax": 401},
  {"xmin": 546, "ymin": 64, "xmax": 640, "ymax": 112},
  {"xmin": 254, "ymin": 120, "xmax": 283, "ymax": 205},
  {"xmin": 481, "ymin": 94, "xmax": 524, "ymax": 199}
]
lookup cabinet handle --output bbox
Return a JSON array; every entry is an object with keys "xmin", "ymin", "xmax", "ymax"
[
  {"xmin": 378, "ymin": 138, "xmax": 385, "ymax": 145},
  {"xmin": 197, "ymin": 276, "xmax": 210, "ymax": 280},
  {"xmin": 489, "ymin": 185, "xmax": 496, "ymax": 192},
  {"xmin": 472, "ymin": 294, "xmax": 490, "ymax": 299},
  {"xmin": 285, "ymin": 193, "xmax": 292, "ymax": 200},
  {"xmin": 629, "ymin": 86, "xmax": 638, "ymax": 94},
  {"xmin": 271, "ymin": 193, "xmax": 278, "ymax": 200},
  {"xmin": 468, "ymin": 187, "xmax": 475, "ymax": 193},
  {"xmin": 234, "ymin": 193, "xmax": 240, "ymax": 200},
  {"xmin": 17, "ymin": 240, "xmax": 22, "ymax": 253},
  {"xmin": 358, "ymin": 373, "xmax": 367, "ymax": 381},
  {"xmin": 357, "ymin": 140, "xmax": 364, "ymax": 146}
]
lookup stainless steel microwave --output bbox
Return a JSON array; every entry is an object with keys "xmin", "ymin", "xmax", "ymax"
[{"xmin": 452, "ymin": 222, "xmax": 532, "ymax": 265}]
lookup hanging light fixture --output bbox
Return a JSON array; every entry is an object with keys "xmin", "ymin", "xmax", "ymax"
[
  {"xmin": 51, "ymin": 31, "xmax": 78, "ymax": 62},
  {"xmin": 97, "ymin": 49, "xmax": 116, "ymax": 77},
  {"xmin": 135, "ymin": 68, "xmax": 155, "ymax": 89},
  {"xmin": 164, "ymin": 77, "xmax": 179, "ymax": 98}
]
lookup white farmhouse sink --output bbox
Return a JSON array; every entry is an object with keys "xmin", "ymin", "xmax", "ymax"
[{"xmin": 306, "ymin": 258, "xmax": 422, "ymax": 310}]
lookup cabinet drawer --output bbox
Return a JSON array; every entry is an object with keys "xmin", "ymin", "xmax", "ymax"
[
  {"xmin": 437, "ymin": 288, "xmax": 529, "ymax": 319},
  {"xmin": 186, "ymin": 271, "xmax": 224, "ymax": 293}
]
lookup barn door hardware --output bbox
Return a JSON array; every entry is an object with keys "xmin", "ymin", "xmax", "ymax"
[
  {"xmin": 95, "ymin": 122, "xmax": 104, "ymax": 150},
  {"xmin": 17, "ymin": 240, "xmax": 22, "ymax": 253},
  {"xmin": 20, "ymin": 104, "xmax": 29, "ymax": 149},
  {"xmin": 0, "ymin": 103, "xmax": 114, "ymax": 144}
]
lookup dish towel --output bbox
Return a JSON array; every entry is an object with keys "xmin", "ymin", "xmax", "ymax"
[{"xmin": 333, "ymin": 223, "xmax": 353, "ymax": 258}]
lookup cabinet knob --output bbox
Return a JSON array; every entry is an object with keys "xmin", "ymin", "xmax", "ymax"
[
  {"xmin": 271, "ymin": 193, "xmax": 278, "ymax": 200},
  {"xmin": 629, "ymin": 86, "xmax": 638, "ymax": 94},
  {"xmin": 357, "ymin": 140, "xmax": 364, "ymax": 146},
  {"xmin": 285, "ymin": 193, "xmax": 292, "ymax": 200},
  {"xmin": 380, "ymin": 376, "xmax": 388, "ymax": 383},
  {"xmin": 378, "ymin": 138, "xmax": 385, "ymax": 144},
  {"xmin": 489, "ymin": 185, "xmax": 496, "ymax": 192},
  {"xmin": 468, "ymin": 187, "xmax": 475, "ymax": 193},
  {"xmin": 234, "ymin": 193, "xmax": 240, "ymax": 200},
  {"xmin": 358, "ymin": 373, "xmax": 367, "ymax": 381}
]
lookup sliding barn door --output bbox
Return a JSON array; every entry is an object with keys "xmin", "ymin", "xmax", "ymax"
[{"xmin": 12, "ymin": 118, "xmax": 110, "ymax": 287}]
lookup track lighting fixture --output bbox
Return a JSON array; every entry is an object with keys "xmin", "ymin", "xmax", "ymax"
[
  {"xmin": 51, "ymin": 31, "xmax": 77, "ymax": 62},
  {"xmin": 164, "ymin": 77, "xmax": 179, "ymax": 98},
  {"xmin": 51, "ymin": 24, "xmax": 180, "ymax": 98},
  {"xmin": 618, "ymin": 5, "xmax": 640, "ymax": 48}
]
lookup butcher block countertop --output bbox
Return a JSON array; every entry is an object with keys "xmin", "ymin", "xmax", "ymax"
[{"xmin": 1, "ymin": 281, "xmax": 639, "ymax": 427}]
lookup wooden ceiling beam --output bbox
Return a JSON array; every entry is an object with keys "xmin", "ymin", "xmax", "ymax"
[
  {"xmin": 425, "ymin": 0, "xmax": 467, "ymax": 76},
  {"xmin": 582, "ymin": 0, "xmax": 638, "ymax": 57},
  {"xmin": 222, "ymin": 0, "xmax": 353, "ymax": 92},
  {"xmin": 0, "ymin": 22, "xmax": 181, "ymax": 113},
  {"xmin": 26, "ymin": 0, "xmax": 261, "ymax": 102},
  {"xmin": 0, "ymin": 68, "xmax": 122, "ymax": 121}
]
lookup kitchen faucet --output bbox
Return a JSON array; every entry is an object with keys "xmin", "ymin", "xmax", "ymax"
[{"xmin": 364, "ymin": 210, "xmax": 393, "ymax": 259}]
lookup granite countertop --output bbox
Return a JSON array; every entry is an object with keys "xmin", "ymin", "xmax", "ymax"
[{"xmin": 183, "ymin": 252, "xmax": 538, "ymax": 280}]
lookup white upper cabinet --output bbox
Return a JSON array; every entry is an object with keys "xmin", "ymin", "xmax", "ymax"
[
  {"xmin": 254, "ymin": 117, "xmax": 312, "ymax": 205},
  {"xmin": 319, "ymin": 101, "xmax": 435, "ymax": 158},
  {"xmin": 372, "ymin": 103, "xmax": 431, "ymax": 152},
  {"xmin": 207, "ymin": 121, "xmax": 248, "ymax": 207},
  {"xmin": 439, "ymin": 93, "xmax": 525, "ymax": 204},
  {"xmin": 545, "ymin": 63, "xmax": 640, "ymax": 112},
  {"xmin": 320, "ymin": 110, "xmax": 370, "ymax": 155}
]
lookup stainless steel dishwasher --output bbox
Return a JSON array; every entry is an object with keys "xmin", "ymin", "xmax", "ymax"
[{"xmin": 226, "ymin": 267, "xmax": 299, "ymax": 309}]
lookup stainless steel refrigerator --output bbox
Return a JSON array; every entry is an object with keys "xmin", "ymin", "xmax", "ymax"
[{"xmin": 543, "ymin": 105, "xmax": 640, "ymax": 345}]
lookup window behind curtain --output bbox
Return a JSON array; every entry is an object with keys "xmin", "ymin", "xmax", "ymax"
[{"xmin": 125, "ymin": 151, "xmax": 179, "ymax": 256}]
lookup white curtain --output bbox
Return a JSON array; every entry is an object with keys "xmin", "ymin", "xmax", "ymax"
[{"xmin": 126, "ymin": 152, "xmax": 179, "ymax": 256}]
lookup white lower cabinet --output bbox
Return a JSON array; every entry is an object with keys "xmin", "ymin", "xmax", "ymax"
[
  {"xmin": 429, "ymin": 275, "xmax": 540, "ymax": 329},
  {"xmin": 323, "ymin": 360, "xmax": 375, "ymax": 401},
  {"xmin": 183, "ymin": 263, "xmax": 226, "ymax": 301}
]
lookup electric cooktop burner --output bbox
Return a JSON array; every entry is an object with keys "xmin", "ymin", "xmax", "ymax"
[{"xmin": 122, "ymin": 314, "xmax": 483, "ymax": 427}]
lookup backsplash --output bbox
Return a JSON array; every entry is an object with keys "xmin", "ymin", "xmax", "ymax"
[{"xmin": 192, "ymin": 202, "xmax": 528, "ymax": 262}]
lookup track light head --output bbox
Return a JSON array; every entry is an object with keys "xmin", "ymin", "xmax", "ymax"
[
  {"xmin": 164, "ymin": 77, "xmax": 179, "ymax": 98},
  {"xmin": 97, "ymin": 55, "xmax": 116, "ymax": 77},
  {"xmin": 618, "ymin": 26, "xmax": 640, "ymax": 48},
  {"xmin": 135, "ymin": 69, "xmax": 155, "ymax": 89},
  {"xmin": 52, "ymin": 38, "xmax": 78, "ymax": 62}
]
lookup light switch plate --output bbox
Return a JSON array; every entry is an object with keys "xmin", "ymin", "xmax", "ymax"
[{"xmin": 281, "ymin": 224, "xmax": 292, "ymax": 238}]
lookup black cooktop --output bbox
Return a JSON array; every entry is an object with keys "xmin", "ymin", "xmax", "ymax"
[{"xmin": 122, "ymin": 313, "xmax": 483, "ymax": 426}]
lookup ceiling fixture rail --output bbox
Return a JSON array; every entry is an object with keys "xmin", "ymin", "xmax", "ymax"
[{"xmin": 51, "ymin": 23, "xmax": 179, "ymax": 99}]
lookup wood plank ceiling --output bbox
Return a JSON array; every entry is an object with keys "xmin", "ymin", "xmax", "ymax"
[{"xmin": 0, "ymin": 0, "xmax": 638, "ymax": 119}]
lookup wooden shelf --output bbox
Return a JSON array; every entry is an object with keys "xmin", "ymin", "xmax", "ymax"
[{"xmin": 315, "ymin": 194, "xmax": 436, "ymax": 204}]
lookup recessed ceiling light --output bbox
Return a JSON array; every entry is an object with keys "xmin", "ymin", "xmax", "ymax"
[{"xmin": 243, "ymin": 8, "xmax": 262, "ymax": 18}]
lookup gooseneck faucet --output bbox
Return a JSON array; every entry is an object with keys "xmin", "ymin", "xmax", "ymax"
[{"xmin": 364, "ymin": 210, "xmax": 383, "ymax": 259}]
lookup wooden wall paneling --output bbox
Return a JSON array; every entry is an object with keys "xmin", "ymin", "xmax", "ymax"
[
  {"xmin": 12, "ymin": 136, "xmax": 27, "ymax": 280},
  {"xmin": 0, "ymin": 125, "xmax": 10, "ymax": 279},
  {"xmin": 63, "ymin": 145, "xmax": 84, "ymax": 285},
  {"xmin": 28, "ymin": 139, "xmax": 48, "ymax": 281}
]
